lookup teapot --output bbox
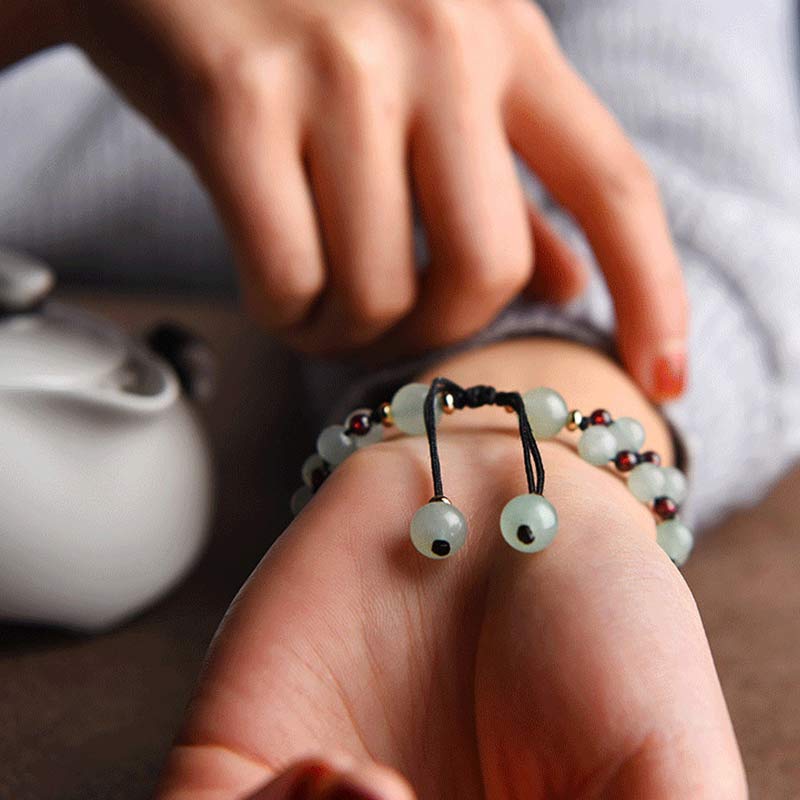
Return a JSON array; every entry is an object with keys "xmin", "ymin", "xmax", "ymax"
[{"xmin": 0, "ymin": 250, "xmax": 214, "ymax": 633}]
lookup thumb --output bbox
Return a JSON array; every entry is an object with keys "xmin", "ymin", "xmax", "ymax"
[{"xmin": 245, "ymin": 758, "xmax": 417, "ymax": 800}]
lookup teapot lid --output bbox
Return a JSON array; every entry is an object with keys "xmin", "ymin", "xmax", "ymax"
[
  {"xmin": 0, "ymin": 248, "xmax": 53, "ymax": 312},
  {"xmin": 0, "ymin": 249, "xmax": 127, "ymax": 389},
  {"xmin": 0, "ymin": 306, "xmax": 129, "ymax": 389}
]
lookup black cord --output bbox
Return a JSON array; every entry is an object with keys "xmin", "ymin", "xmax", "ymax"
[{"xmin": 423, "ymin": 377, "xmax": 545, "ymax": 500}]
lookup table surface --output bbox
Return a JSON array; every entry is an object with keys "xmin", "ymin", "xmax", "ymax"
[{"xmin": 1, "ymin": 292, "xmax": 798, "ymax": 800}]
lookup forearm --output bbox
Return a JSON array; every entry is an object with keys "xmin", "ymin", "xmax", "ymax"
[
  {"xmin": 0, "ymin": 0, "xmax": 70, "ymax": 70},
  {"xmin": 416, "ymin": 336, "xmax": 675, "ymax": 466}
]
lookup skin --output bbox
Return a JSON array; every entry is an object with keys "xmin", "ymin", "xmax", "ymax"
[
  {"xmin": 0, "ymin": 3, "xmax": 719, "ymax": 795},
  {"xmin": 155, "ymin": 339, "xmax": 747, "ymax": 799},
  {"xmin": 3, "ymin": 0, "xmax": 686, "ymax": 399}
]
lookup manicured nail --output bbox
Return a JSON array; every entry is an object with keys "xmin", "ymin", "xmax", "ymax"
[
  {"xmin": 653, "ymin": 349, "xmax": 686, "ymax": 399},
  {"xmin": 288, "ymin": 763, "xmax": 336, "ymax": 800}
]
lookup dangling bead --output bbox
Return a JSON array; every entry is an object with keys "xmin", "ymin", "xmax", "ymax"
[
  {"xmin": 410, "ymin": 499, "xmax": 467, "ymax": 559},
  {"xmin": 656, "ymin": 519, "xmax": 694, "ymax": 566},
  {"xmin": 578, "ymin": 425, "xmax": 618, "ymax": 465},
  {"xmin": 609, "ymin": 417, "xmax": 645, "ymax": 452},
  {"xmin": 391, "ymin": 383, "xmax": 442, "ymax": 436},
  {"xmin": 523, "ymin": 387, "xmax": 569, "ymax": 439},
  {"xmin": 290, "ymin": 485, "xmax": 313, "ymax": 515},
  {"xmin": 316, "ymin": 424, "xmax": 356, "ymax": 466},
  {"xmin": 500, "ymin": 494, "xmax": 558, "ymax": 553},
  {"xmin": 627, "ymin": 463, "xmax": 667, "ymax": 502},
  {"xmin": 661, "ymin": 466, "xmax": 688, "ymax": 505}
]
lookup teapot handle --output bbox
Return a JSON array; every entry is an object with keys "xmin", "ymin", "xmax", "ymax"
[{"xmin": 145, "ymin": 323, "xmax": 216, "ymax": 403}]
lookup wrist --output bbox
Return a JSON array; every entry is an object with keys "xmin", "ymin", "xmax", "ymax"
[
  {"xmin": 296, "ymin": 346, "xmax": 690, "ymax": 564},
  {"xmin": 415, "ymin": 336, "xmax": 675, "ymax": 467}
]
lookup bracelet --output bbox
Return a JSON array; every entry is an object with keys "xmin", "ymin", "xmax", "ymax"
[{"xmin": 291, "ymin": 378, "xmax": 693, "ymax": 567}]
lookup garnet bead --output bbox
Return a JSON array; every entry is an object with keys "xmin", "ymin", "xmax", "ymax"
[
  {"xmin": 653, "ymin": 496, "xmax": 678, "ymax": 519},
  {"xmin": 590, "ymin": 409, "xmax": 612, "ymax": 426},
  {"xmin": 346, "ymin": 411, "xmax": 372, "ymax": 436},
  {"xmin": 641, "ymin": 451, "xmax": 662, "ymax": 466},
  {"xmin": 309, "ymin": 466, "xmax": 329, "ymax": 491},
  {"xmin": 614, "ymin": 450, "xmax": 640, "ymax": 472}
]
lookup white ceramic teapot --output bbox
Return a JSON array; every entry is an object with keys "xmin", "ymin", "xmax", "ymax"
[{"xmin": 0, "ymin": 249, "xmax": 213, "ymax": 633}]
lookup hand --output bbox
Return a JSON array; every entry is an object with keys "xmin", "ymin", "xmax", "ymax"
[
  {"xmin": 155, "ymin": 431, "xmax": 745, "ymax": 799},
  {"xmin": 62, "ymin": 0, "xmax": 687, "ymax": 400}
]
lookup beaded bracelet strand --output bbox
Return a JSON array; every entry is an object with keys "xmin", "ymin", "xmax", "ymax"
[{"xmin": 291, "ymin": 378, "xmax": 694, "ymax": 567}]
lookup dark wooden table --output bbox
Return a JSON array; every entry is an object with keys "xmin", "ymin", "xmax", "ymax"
[{"xmin": 1, "ymin": 292, "xmax": 798, "ymax": 799}]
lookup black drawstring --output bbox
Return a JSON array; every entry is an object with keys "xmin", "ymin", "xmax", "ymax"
[{"xmin": 423, "ymin": 377, "xmax": 545, "ymax": 500}]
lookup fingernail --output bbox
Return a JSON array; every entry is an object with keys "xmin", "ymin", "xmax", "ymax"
[
  {"xmin": 652, "ymin": 349, "xmax": 687, "ymax": 399},
  {"xmin": 288, "ymin": 763, "xmax": 336, "ymax": 800}
]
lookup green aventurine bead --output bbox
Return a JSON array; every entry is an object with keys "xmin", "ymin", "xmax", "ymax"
[
  {"xmin": 290, "ymin": 485, "xmax": 313, "ymax": 516},
  {"xmin": 500, "ymin": 493, "xmax": 559, "ymax": 553},
  {"xmin": 628, "ymin": 463, "xmax": 667, "ymax": 502},
  {"xmin": 523, "ymin": 387, "xmax": 569, "ymax": 439},
  {"xmin": 391, "ymin": 383, "xmax": 442, "ymax": 436},
  {"xmin": 316, "ymin": 424, "xmax": 355, "ymax": 466},
  {"xmin": 661, "ymin": 467, "xmax": 689, "ymax": 505},
  {"xmin": 578, "ymin": 425, "xmax": 618, "ymax": 466},
  {"xmin": 609, "ymin": 417, "xmax": 645, "ymax": 452},
  {"xmin": 656, "ymin": 519, "xmax": 694, "ymax": 566}
]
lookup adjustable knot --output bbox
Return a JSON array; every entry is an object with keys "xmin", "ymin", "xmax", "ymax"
[
  {"xmin": 464, "ymin": 384, "xmax": 497, "ymax": 408},
  {"xmin": 424, "ymin": 376, "xmax": 545, "ymax": 499}
]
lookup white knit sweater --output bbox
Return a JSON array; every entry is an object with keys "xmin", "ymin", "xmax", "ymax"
[{"xmin": 0, "ymin": 0, "xmax": 798, "ymax": 528}]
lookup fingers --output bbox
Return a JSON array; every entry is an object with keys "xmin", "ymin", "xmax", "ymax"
[
  {"xmin": 524, "ymin": 204, "xmax": 587, "ymax": 303},
  {"xmin": 155, "ymin": 741, "xmax": 274, "ymax": 800},
  {"xmin": 397, "ymin": 112, "xmax": 531, "ymax": 350},
  {"xmin": 157, "ymin": 753, "xmax": 415, "ymax": 800},
  {"xmin": 386, "ymin": 9, "xmax": 531, "ymax": 351},
  {"xmin": 504, "ymin": 5, "xmax": 688, "ymax": 401},
  {"xmin": 198, "ymin": 20, "xmax": 420, "ymax": 352},
  {"xmin": 403, "ymin": 115, "xmax": 531, "ymax": 349},
  {"xmin": 244, "ymin": 758, "xmax": 416, "ymax": 800},
  {"xmin": 298, "ymin": 57, "xmax": 417, "ymax": 350},
  {"xmin": 196, "ymin": 56, "xmax": 326, "ymax": 330}
]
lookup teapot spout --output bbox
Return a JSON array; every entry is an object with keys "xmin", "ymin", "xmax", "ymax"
[
  {"xmin": 79, "ymin": 346, "xmax": 181, "ymax": 415},
  {"xmin": 11, "ymin": 347, "xmax": 182, "ymax": 419}
]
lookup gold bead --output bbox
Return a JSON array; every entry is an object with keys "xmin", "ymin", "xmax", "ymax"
[
  {"xmin": 442, "ymin": 392, "xmax": 456, "ymax": 414},
  {"xmin": 504, "ymin": 405, "xmax": 515, "ymax": 414},
  {"xmin": 566, "ymin": 410, "xmax": 583, "ymax": 431},
  {"xmin": 430, "ymin": 495, "xmax": 452, "ymax": 504},
  {"xmin": 378, "ymin": 401, "xmax": 394, "ymax": 427}
]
